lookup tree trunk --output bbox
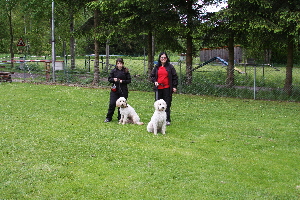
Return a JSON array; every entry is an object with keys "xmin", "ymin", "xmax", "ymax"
[
  {"xmin": 93, "ymin": 40, "xmax": 100, "ymax": 85},
  {"xmin": 186, "ymin": 34, "xmax": 193, "ymax": 85},
  {"xmin": 70, "ymin": 11, "xmax": 76, "ymax": 69},
  {"xmin": 185, "ymin": 0, "xmax": 193, "ymax": 85},
  {"xmin": 147, "ymin": 31, "xmax": 154, "ymax": 74},
  {"xmin": 92, "ymin": 9, "xmax": 100, "ymax": 85},
  {"xmin": 105, "ymin": 41, "xmax": 110, "ymax": 72},
  {"xmin": 284, "ymin": 34, "xmax": 293, "ymax": 95},
  {"xmin": 8, "ymin": 9, "xmax": 14, "ymax": 68},
  {"xmin": 226, "ymin": 32, "xmax": 235, "ymax": 87}
]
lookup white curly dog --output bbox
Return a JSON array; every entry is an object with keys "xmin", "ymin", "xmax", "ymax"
[
  {"xmin": 116, "ymin": 97, "xmax": 144, "ymax": 125},
  {"xmin": 147, "ymin": 99, "xmax": 167, "ymax": 135}
]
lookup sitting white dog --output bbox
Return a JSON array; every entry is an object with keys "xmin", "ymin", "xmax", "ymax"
[
  {"xmin": 147, "ymin": 99, "xmax": 167, "ymax": 135},
  {"xmin": 116, "ymin": 97, "xmax": 144, "ymax": 125}
]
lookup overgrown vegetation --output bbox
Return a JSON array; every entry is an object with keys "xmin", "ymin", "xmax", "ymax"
[{"xmin": 0, "ymin": 83, "xmax": 299, "ymax": 199}]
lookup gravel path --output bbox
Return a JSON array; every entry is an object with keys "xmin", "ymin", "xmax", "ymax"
[{"xmin": 11, "ymin": 72, "xmax": 42, "ymax": 79}]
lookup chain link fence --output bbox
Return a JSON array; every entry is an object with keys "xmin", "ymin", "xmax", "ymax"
[
  {"xmin": 2, "ymin": 55, "xmax": 300, "ymax": 102},
  {"xmin": 123, "ymin": 58, "xmax": 299, "ymax": 102}
]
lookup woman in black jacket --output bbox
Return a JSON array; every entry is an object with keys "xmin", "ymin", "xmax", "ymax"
[
  {"xmin": 104, "ymin": 58, "xmax": 131, "ymax": 122},
  {"xmin": 149, "ymin": 52, "xmax": 178, "ymax": 125}
]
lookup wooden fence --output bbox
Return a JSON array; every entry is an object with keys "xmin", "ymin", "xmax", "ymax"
[{"xmin": 199, "ymin": 46, "xmax": 243, "ymax": 63}]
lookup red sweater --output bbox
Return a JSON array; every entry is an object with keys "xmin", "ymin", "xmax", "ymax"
[{"xmin": 157, "ymin": 66, "xmax": 169, "ymax": 89}]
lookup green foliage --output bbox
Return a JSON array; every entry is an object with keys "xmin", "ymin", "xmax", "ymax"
[
  {"xmin": 0, "ymin": 0, "xmax": 299, "ymax": 67},
  {"xmin": 203, "ymin": 0, "xmax": 300, "ymax": 64},
  {"xmin": 0, "ymin": 83, "xmax": 299, "ymax": 199}
]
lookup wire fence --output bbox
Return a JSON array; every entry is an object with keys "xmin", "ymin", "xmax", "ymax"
[{"xmin": 1, "ymin": 55, "xmax": 300, "ymax": 102}]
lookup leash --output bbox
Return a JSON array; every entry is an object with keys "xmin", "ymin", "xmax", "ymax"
[
  {"xmin": 155, "ymin": 83, "xmax": 164, "ymax": 101},
  {"xmin": 118, "ymin": 81, "xmax": 124, "ymax": 95},
  {"xmin": 155, "ymin": 86, "xmax": 158, "ymax": 101}
]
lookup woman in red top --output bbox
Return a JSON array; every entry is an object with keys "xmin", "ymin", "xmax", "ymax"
[{"xmin": 150, "ymin": 52, "xmax": 178, "ymax": 125}]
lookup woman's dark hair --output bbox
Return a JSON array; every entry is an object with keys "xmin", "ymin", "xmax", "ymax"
[
  {"xmin": 115, "ymin": 57, "xmax": 129, "ymax": 73},
  {"xmin": 116, "ymin": 58, "xmax": 124, "ymax": 65},
  {"xmin": 157, "ymin": 52, "xmax": 170, "ymax": 66}
]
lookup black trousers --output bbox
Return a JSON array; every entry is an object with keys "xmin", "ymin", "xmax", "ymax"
[
  {"xmin": 106, "ymin": 91, "xmax": 128, "ymax": 120},
  {"xmin": 156, "ymin": 88, "xmax": 172, "ymax": 122}
]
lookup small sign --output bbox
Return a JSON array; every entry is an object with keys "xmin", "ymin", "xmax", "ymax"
[
  {"xmin": 17, "ymin": 38, "xmax": 25, "ymax": 46},
  {"xmin": 54, "ymin": 61, "xmax": 64, "ymax": 70},
  {"xmin": 179, "ymin": 53, "xmax": 186, "ymax": 61}
]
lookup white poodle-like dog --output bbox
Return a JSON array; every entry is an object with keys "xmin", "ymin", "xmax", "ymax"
[
  {"xmin": 147, "ymin": 99, "xmax": 167, "ymax": 135},
  {"xmin": 116, "ymin": 97, "xmax": 144, "ymax": 125}
]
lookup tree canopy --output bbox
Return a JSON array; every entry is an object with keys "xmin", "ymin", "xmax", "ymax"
[{"xmin": 0, "ymin": 0, "xmax": 299, "ymax": 91}]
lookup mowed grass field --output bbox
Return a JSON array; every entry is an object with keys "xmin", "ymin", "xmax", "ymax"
[{"xmin": 0, "ymin": 82, "xmax": 299, "ymax": 199}]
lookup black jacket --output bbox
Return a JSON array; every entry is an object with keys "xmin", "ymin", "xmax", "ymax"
[
  {"xmin": 150, "ymin": 62, "xmax": 178, "ymax": 94},
  {"xmin": 108, "ymin": 67, "xmax": 131, "ymax": 94}
]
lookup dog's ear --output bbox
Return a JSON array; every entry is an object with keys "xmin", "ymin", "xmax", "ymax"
[
  {"xmin": 154, "ymin": 100, "xmax": 158, "ymax": 110},
  {"xmin": 116, "ymin": 99, "xmax": 121, "ymax": 107},
  {"xmin": 123, "ymin": 98, "xmax": 128, "ymax": 107}
]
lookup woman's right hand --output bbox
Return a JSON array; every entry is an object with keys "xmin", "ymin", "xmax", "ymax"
[{"xmin": 154, "ymin": 82, "xmax": 159, "ymax": 86}]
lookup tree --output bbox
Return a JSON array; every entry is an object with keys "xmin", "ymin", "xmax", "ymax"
[
  {"xmin": 115, "ymin": 0, "xmax": 181, "ymax": 74},
  {"xmin": 171, "ymin": 0, "xmax": 227, "ymax": 85},
  {"xmin": 272, "ymin": 1, "xmax": 300, "ymax": 95},
  {"xmin": 185, "ymin": 0, "xmax": 194, "ymax": 85},
  {"xmin": 6, "ymin": 1, "xmax": 15, "ymax": 68},
  {"xmin": 56, "ymin": 0, "xmax": 90, "ymax": 69},
  {"xmin": 225, "ymin": 0, "xmax": 236, "ymax": 87},
  {"xmin": 92, "ymin": 9, "xmax": 100, "ymax": 85},
  {"xmin": 0, "ymin": 0, "xmax": 20, "ymax": 68},
  {"xmin": 88, "ymin": 0, "xmax": 183, "ymax": 78},
  {"xmin": 226, "ymin": 0, "xmax": 300, "ymax": 94},
  {"xmin": 22, "ymin": 0, "xmax": 53, "ymax": 55}
]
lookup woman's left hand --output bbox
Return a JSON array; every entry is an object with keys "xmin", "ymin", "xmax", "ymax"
[{"xmin": 173, "ymin": 88, "xmax": 177, "ymax": 93}]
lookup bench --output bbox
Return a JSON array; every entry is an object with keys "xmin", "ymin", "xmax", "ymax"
[
  {"xmin": 0, "ymin": 72, "xmax": 13, "ymax": 82},
  {"xmin": 0, "ymin": 66, "xmax": 13, "ymax": 82}
]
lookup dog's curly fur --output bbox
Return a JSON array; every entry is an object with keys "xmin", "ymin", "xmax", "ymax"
[
  {"xmin": 116, "ymin": 97, "xmax": 144, "ymax": 125},
  {"xmin": 147, "ymin": 99, "xmax": 167, "ymax": 135}
]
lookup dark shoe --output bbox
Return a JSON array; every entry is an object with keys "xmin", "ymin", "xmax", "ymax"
[
  {"xmin": 166, "ymin": 121, "xmax": 171, "ymax": 126},
  {"xmin": 104, "ymin": 118, "xmax": 111, "ymax": 123}
]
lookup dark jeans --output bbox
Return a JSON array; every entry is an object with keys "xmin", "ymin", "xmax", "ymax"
[
  {"xmin": 156, "ymin": 88, "xmax": 172, "ymax": 122},
  {"xmin": 106, "ymin": 91, "xmax": 128, "ymax": 120}
]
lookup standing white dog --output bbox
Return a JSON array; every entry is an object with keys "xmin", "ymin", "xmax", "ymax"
[
  {"xmin": 147, "ymin": 99, "xmax": 167, "ymax": 135},
  {"xmin": 116, "ymin": 97, "xmax": 144, "ymax": 125}
]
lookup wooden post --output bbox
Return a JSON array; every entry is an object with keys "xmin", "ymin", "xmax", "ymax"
[{"xmin": 45, "ymin": 62, "xmax": 51, "ymax": 82}]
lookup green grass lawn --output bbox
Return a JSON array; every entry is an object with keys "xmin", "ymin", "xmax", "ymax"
[{"xmin": 0, "ymin": 82, "xmax": 299, "ymax": 199}]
